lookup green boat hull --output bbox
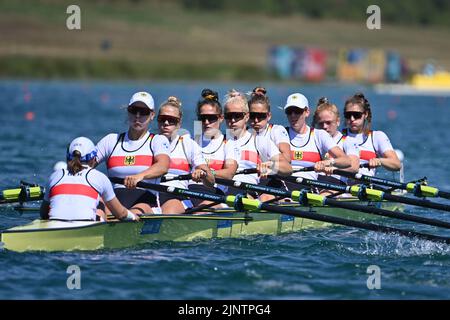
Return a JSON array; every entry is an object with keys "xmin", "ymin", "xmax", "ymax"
[{"xmin": 0, "ymin": 200, "xmax": 403, "ymax": 252}]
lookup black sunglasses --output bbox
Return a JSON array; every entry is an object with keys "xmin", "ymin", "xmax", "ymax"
[
  {"xmin": 128, "ymin": 106, "xmax": 151, "ymax": 116},
  {"xmin": 285, "ymin": 107, "xmax": 305, "ymax": 116},
  {"xmin": 198, "ymin": 114, "xmax": 220, "ymax": 123},
  {"xmin": 224, "ymin": 112, "xmax": 246, "ymax": 121},
  {"xmin": 249, "ymin": 112, "xmax": 268, "ymax": 121},
  {"xmin": 157, "ymin": 115, "xmax": 180, "ymax": 125},
  {"xmin": 344, "ymin": 111, "xmax": 364, "ymax": 120}
]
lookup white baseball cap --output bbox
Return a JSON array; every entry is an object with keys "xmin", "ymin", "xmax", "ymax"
[
  {"xmin": 128, "ymin": 91, "xmax": 155, "ymax": 110},
  {"xmin": 67, "ymin": 137, "xmax": 97, "ymax": 162},
  {"xmin": 284, "ymin": 93, "xmax": 309, "ymax": 110}
]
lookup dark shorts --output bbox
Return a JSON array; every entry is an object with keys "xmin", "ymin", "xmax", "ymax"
[
  {"xmin": 114, "ymin": 188, "xmax": 158, "ymax": 208},
  {"xmin": 259, "ymin": 177, "xmax": 286, "ymax": 189},
  {"xmin": 158, "ymin": 192, "xmax": 187, "ymax": 207}
]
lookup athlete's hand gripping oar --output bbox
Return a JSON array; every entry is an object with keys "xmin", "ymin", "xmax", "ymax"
[
  {"xmin": 332, "ymin": 169, "xmax": 450, "ymax": 200},
  {"xmin": 276, "ymin": 174, "xmax": 450, "ymax": 213},
  {"xmin": 0, "ymin": 182, "xmax": 45, "ymax": 204},
  {"xmin": 214, "ymin": 177, "xmax": 450, "ymax": 230},
  {"xmin": 160, "ymin": 168, "xmax": 263, "ymax": 182},
  {"xmin": 109, "ymin": 177, "xmax": 450, "ymax": 245}
]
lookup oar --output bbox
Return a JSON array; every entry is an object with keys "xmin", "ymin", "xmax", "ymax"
[
  {"xmin": 235, "ymin": 168, "xmax": 313, "ymax": 175},
  {"xmin": 333, "ymin": 169, "xmax": 450, "ymax": 200},
  {"xmin": 276, "ymin": 174, "xmax": 450, "ymax": 213},
  {"xmin": 161, "ymin": 168, "xmax": 262, "ymax": 182},
  {"xmin": 214, "ymin": 177, "xmax": 450, "ymax": 230},
  {"xmin": 109, "ymin": 177, "xmax": 450, "ymax": 244},
  {"xmin": 0, "ymin": 182, "xmax": 45, "ymax": 204}
]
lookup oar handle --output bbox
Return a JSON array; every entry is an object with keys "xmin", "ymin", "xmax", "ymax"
[
  {"xmin": 235, "ymin": 168, "xmax": 258, "ymax": 175},
  {"xmin": 161, "ymin": 174, "xmax": 192, "ymax": 182},
  {"xmin": 293, "ymin": 167, "xmax": 315, "ymax": 173}
]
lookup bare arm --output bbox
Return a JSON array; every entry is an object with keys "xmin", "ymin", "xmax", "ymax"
[
  {"xmin": 369, "ymin": 150, "xmax": 401, "ymax": 171},
  {"xmin": 326, "ymin": 146, "xmax": 352, "ymax": 169},
  {"xmin": 213, "ymin": 159, "xmax": 238, "ymax": 180},
  {"xmin": 278, "ymin": 142, "xmax": 292, "ymax": 163},
  {"xmin": 268, "ymin": 153, "xmax": 292, "ymax": 177},
  {"xmin": 192, "ymin": 164, "xmax": 215, "ymax": 187},
  {"xmin": 124, "ymin": 154, "xmax": 170, "ymax": 188},
  {"xmin": 105, "ymin": 197, "xmax": 139, "ymax": 220}
]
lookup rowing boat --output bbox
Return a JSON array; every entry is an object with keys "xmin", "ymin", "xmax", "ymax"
[{"xmin": 0, "ymin": 199, "xmax": 403, "ymax": 252}]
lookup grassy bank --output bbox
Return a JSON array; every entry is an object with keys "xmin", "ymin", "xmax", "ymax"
[{"xmin": 1, "ymin": 0, "xmax": 449, "ymax": 81}]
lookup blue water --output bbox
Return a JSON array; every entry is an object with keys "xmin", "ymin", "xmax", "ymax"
[{"xmin": 1, "ymin": 80, "xmax": 450, "ymax": 299}]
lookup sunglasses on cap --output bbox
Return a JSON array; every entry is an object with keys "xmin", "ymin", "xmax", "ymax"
[
  {"xmin": 224, "ymin": 112, "xmax": 246, "ymax": 121},
  {"xmin": 344, "ymin": 111, "xmax": 364, "ymax": 120},
  {"xmin": 128, "ymin": 106, "xmax": 151, "ymax": 116},
  {"xmin": 198, "ymin": 114, "xmax": 220, "ymax": 123},
  {"xmin": 249, "ymin": 112, "xmax": 268, "ymax": 121},
  {"xmin": 285, "ymin": 107, "xmax": 306, "ymax": 116},
  {"xmin": 157, "ymin": 115, "xmax": 180, "ymax": 125}
]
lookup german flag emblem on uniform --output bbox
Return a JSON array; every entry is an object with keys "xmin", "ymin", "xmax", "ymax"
[
  {"xmin": 124, "ymin": 156, "xmax": 135, "ymax": 166},
  {"xmin": 294, "ymin": 151, "xmax": 303, "ymax": 160}
]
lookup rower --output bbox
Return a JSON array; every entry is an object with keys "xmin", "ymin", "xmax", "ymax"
[
  {"xmin": 40, "ymin": 137, "xmax": 138, "ymax": 221},
  {"xmin": 94, "ymin": 91, "xmax": 170, "ymax": 215},
  {"xmin": 342, "ymin": 92, "xmax": 401, "ymax": 176},
  {"xmin": 248, "ymin": 87, "xmax": 291, "ymax": 200},
  {"xmin": 283, "ymin": 92, "xmax": 353, "ymax": 191},
  {"xmin": 312, "ymin": 97, "xmax": 360, "ymax": 186},
  {"xmin": 191, "ymin": 89, "xmax": 239, "ymax": 207},
  {"xmin": 158, "ymin": 96, "xmax": 215, "ymax": 214},
  {"xmin": 224, "ymin": 89, "xmax": 292, "ymax": 197}
]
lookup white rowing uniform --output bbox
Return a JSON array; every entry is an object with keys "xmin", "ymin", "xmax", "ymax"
[
  {"xmin": 193, "ymin": 133, "xmax": 239, "ymax": 191},
  {"xmin": 231, "ymin": 131, "xmax": 280, "ymax": 185},
  {"xmin": 253, "ymin": 123, "xmax": 290, "ymax": 147},
  {"xmin": 95, "ymin": 131, "xmax": 170, "ymax": 195},
  {"xmin": 44, "ymin": 167, "xmax": 115, "ymax": 221},
  {"xmin": 320, "ymin": 131, "xmax": 359, "ymax": 183},
  {"xmin": 287, "ymin": 126, "xmax": 337, "ymax": 180},
  {"xmin": 162, "ymin": 134, "xmax": 207, "ymax": 189},
  {"xmin": 342, "ymin": 129, "xmax": 395, "ymax": 176}
]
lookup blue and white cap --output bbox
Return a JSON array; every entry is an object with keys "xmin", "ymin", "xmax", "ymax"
[{"xmin": 67, "ymin": 137, "xmax": 97, "ymax": 162}]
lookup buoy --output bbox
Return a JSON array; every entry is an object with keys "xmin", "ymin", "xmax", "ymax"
[{"xmin": 25, "ymin": 111, "xmax": 35, "ymax": 121}]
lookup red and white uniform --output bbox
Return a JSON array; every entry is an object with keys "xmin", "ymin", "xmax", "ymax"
[
  {"xmin": 254, "ymin": 123, "xmax": 290, "ymax": 147},
  {"xmin": 95, "ymin": 131, "xmax": 170, "ymax": 194},
  {"xmin": 162, "ymin": 134, "xmax": 207, "ymax": 189},
  {"xmin": 192, "ymin": 134, "xmax": 239, "ymax": 190},
  {"xmin": 44, "ymin": 168, "xmax": 115, "ymax": 221},
  {"xmin": 288, "ymin": 126, "xmax": 337, "ymax": 180},
  {"xmin": 196, "ymin": 134, "xmax": 238, "ymax": 171},
  {"xmin": 342, "ymin": 129, "xmax": 394, "ymax": 176},
  {"xmin": 231, "ymin": 131, "xmax": 280, "ymax": 185}
]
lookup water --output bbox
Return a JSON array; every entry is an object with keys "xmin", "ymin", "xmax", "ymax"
[{"xmin": 1, "ymin": 80, "xmax": 450, "ymax": 299}]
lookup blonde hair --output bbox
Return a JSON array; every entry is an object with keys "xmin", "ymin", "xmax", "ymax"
[
  {"xmin": 158, "ymin": 96, "xmax": 183, "ymax": 118},
  {"xmin": 224, "ymin": 89, "xmax": 248, "ymax": 113},
  {"xmin": 312, "ymin": 97, "xmax": 340, "ymax": 128}
]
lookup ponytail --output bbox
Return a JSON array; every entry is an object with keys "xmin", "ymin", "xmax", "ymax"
[{"xmin": 67, "ymin": 150, "xmax": 84, "ymax": 175}]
